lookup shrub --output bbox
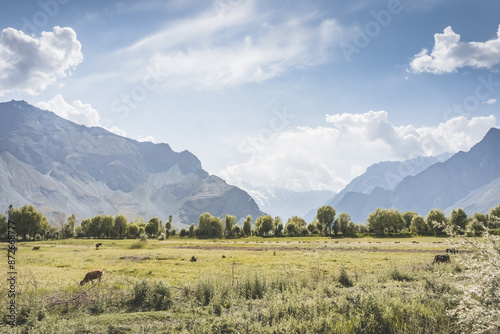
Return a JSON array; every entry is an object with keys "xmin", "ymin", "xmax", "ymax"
[{"xmin": 338, "ymin": 267, "xmax": 354, "ymax": 287}]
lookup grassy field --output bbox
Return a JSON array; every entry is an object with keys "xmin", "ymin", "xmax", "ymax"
[{"xmin": 1, "ymin": 236, "xmax": 463, "ymax": 333}]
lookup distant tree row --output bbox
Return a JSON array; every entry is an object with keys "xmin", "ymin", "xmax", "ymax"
[{"xmin": 1, "ymin": 203, "xmax": 499, "ymax": 240}]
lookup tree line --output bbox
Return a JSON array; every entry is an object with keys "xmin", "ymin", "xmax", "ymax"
[{"xmin": 1, "ymin": 203, "xmax": 499, "ymax": 240}]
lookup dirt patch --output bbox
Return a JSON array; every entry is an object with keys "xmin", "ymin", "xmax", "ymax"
[
  {"xmin": 174, "ymin": 245, "xmax": 457, "ymax": 254},
  {"xmin": 120, "ymin": 255, "xmax": 151, "ymax": 261}
]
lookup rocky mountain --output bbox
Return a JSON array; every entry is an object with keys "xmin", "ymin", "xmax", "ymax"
[
  {"xmin": 332, "ymin": 128, "xmax": 500, "ymax": 222},
  {"xmin": 0, "ymin": 100, "xmax": 264, "ymax": 226},
  {"xmin": 302, "ymin": 154, "xmax": 452, "ymax": 222},
  {"xmin": 243, "ymin": 185, "xmax": 335, "ymax": 221}
]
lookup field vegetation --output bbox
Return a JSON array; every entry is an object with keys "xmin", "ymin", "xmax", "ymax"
[{"xmin": 1, "ymin": 232, "xmax": 499, "ymax": 333}]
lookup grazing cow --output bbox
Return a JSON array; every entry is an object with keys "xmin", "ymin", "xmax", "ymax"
[
  {"xmin": 96, "ymin": 243, "xmax": 102, "ymax": 250},
  {"xmin": 433, "ymin": 254, "xmax": 450, "ymax": 264},
  {"xmin": 32, "ymin": 246, "xmax": 40, "ymax": 250},
  {"xmin": 446, "ymin": 248, "xmax": 458, "ymax": 254},
  {"xmin": 80, "ymin": 269, "xmax": 103, "ymax": 286}
]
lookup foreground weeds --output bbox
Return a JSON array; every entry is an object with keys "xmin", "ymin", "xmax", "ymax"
[{"xmin": 1, "ymin": 262, "xmax": 462, "ymax": 333}]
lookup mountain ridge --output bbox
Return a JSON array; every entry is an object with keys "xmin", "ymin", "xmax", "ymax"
[{"xmin": 0, "ymin": 100, "xmax": 265, "ymax": 226}]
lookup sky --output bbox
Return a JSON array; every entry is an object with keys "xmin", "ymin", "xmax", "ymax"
[{"xmin": 0, "ymin": 0, "xmax": 499, "ymax": 193}]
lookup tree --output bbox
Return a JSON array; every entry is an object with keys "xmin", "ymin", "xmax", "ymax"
[
  {"xmin": 75, "ymin": 225, "xmax": 85, "ymax": 238},
  {"xmin": 488, "ymin": 204, "xmax": 500, "ymax": 228},
  {"xmin": 188, "ymin": 224, "xmax": 195, "ymax": 237},
  {"xmin": 316, "ymin": 206, "xmax": 336, "ymax": 235},
  {"xmin": 255, "ymin": 215, "xmax": 274, "ymax": 236},
  {"xmin": 180, "ymin": 228, "xmax": 188, "ymax": 237},
  {"xmin": 145, "ymin": 217, "xmax": 161, "ymax": 237},
  {"xmin": 285, "ymin": 216, "xmax": 307, "ymax": 236},
  {"xmin": 367, "ymin": 208, "xmax": 389, "ymax": 236},
  {"xmin": 0, "ymin": 213, "xmax": 7, "ymax": 236},
  {"xmin": 338, "ymin": 213, "xmax": 351, "ymax": 236},
  {"xmin": 128, "ymin": 223, "xmax": 139, "ymax": 238},
  {"xmin": 425, "ymin": 209, "xmax": 447, "ymax": 236},
  {"xmin": 165, "ymin": 215, "xmax": 172, "ymax": 237},
  {"xmin": 466, "ymin": 218, "xmax": 486, "ymax": 237},
  {"xmin": 9, "ymin": 205, "xmax": 50, "ymax": 240},
  {"xmin": 90, "ymin": 215, "xmax": 103, "ymax": 238},
  {"xmin": 62, "ymin": 214, "xmax": 76, "ymax": 239},
  {"xmin": 224, "ymin": 214, "xmax": 237, "ymax": 237},
  {"xmin": 449, "ymin": 208, "xmax": 468, "ymax": 233},
  {"xmin": 388, "ymin": 209, "xmax": 405, "ymax": 234},
  {"xmin": 80, "ymin": 219, "xmax": 91, "ymax": 238},
  {"xmin": 402, "ymin": 211, "xmax": 418, "ymax": 229},
  {"xmin": 409, "ymin": 215, "xmax": 426, "ymax": 234},
  {"xmin": 274, "ymin": 217, "xmax": 283, "ymax": 236},
  {"xmin": 101, "ymin": 215, "xmax": 115, "ymax": 238},
  {"xmin": 196, "ymin": 213, "xmax": 223, "ymax": 238},
  {"xmin": 114, "ymin": 215, "xmax": 128, "ymax": 238},
  {"xmin": 243, "ymin": 216, "xmax": 252, "ymax": 236},
  {"xmin": 307, "ymin": 221, "xmax": 320, "ymax": 234}
]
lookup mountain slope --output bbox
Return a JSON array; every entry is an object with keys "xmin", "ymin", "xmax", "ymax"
[
  {"xmin": 334, "ymin": 128, "xmax": 500, "ymax": 222},
  {"xmin": 0, "ymin": 100, "xmax": 264, "ymax": 226}
]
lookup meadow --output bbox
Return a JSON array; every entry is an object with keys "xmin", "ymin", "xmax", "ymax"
[{"xmin": 1, "ymin": 236, "xmax": 466, "ymax": 333}]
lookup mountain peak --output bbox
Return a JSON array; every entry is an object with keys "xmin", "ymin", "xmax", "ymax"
[{"xmin": 0, "ymin": 100, "xmax": 264, "ymax": 225}]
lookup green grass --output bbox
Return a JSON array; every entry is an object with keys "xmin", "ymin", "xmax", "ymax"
[{"xmin": 1, "ymin": 236, "xmax": 462, "ymax": 333}]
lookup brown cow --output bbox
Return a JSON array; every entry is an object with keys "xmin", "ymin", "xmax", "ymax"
[
  {"xmin": 80, "ymin": 269, "xmax": 103, "ymax": 286},
  {"xmin": 432, "ymin": 254, "xmax": 450, "ymax": 264}
]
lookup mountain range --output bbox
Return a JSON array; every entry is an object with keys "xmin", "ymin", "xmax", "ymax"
[
  {"xmin": 0, "ymin": 100, "xmax": 264, "ymax": 227},
  {"xmin": 323, "ymin": 128, "xmax": 500, "ymax": 222}
]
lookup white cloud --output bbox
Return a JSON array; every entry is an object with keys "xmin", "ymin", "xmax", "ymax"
[
  {"xmin": 411, "ymin": 25, "xmax": 500, "ymax": 74},
  {"xmin": 36, "ymin": 95, "xmax": 100, "ymax": 127},
  {"xmin": 137, "ymin": 135, "xmax": 156, "ymax": 143},
  {"xmin": 485, "ymin": 98, "xmax": 497, "ymax": 105},
  {"xmin": 219, "ymin": 111, "xmax": 497, "ymax": 192},
  {"xmin": 118, "ymin": 0, "xmax": 344, "ymax": 90},
  {"xmin": 0, "ymin": 27, "xmax": 83, "ymax": 95},
  {"xmin": 36, "ymin": 95, "xmax": 130, "ymax": 138}
]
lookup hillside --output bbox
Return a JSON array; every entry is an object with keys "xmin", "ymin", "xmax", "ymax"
[
  {"xmin": 333, "ymin": 128, "xmax": 500, "ymax": 222},
  {"xmin": 0, "ymin": 100, "xmax": 264, "ymax": 226}
]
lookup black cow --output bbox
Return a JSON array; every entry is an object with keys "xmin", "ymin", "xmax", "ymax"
[
  {"xmin": 446, "ymin": 248, "xmax": 458, "ymax": 254},
  {"xmin": 433, "ymin": 254, "xmax": 450, "ymax": 264},
  {"xmin": 96, "ymin": 243, "xmax": 102, "ymax": 250}
]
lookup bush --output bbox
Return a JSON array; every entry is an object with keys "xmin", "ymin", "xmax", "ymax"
[
  {"xmin": 338, "ymin": 267, "xmax": 354, "ymax": 287},
  {"xmin": 129, "ymin": 279, "xmax": 172, "ymax": 311}
]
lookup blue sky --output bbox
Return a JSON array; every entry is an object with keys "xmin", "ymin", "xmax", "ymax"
[{"xmin": 1, "ymin": 0, "xmax": 499, "ymax": 192}]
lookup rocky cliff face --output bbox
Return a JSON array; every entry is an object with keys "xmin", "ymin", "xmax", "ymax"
[{"xmin": 0, "ymin": 100, "xmax": 265, "ymax": 226}]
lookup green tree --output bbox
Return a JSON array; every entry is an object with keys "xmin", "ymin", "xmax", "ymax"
[
  {"xmin": 0, "ymin": 213, "xmax": 7, "ymax": 236},
  {"xmin": 316, "ymin": 206, "xmax": 336, "ymax": 235},
  {"xmin": 102, "ymin": 215, "xmax": 115, "ymax": 238},
  {"xmin": 388, "ymin": 209, "xmax": 405, "ymax": 234},
  {"xmin": 488, "ymin": 204, "xmax": 500, "ymax": 228},
  {"xmin": 145, "ymin": 217, "xmax": 161, "ymax": 237},
  {"xmin": 255, "ymin": 215, "xmax": 274, "ymax": 236},
  {"xmin": 285, "ymin": 216, "xmax": 307, "ymax": 236},
  {"xmin": 128, "ymin": 223, "xmax": 139, "ymax": 238},
  {"xmin": 409, "ymin": 215, "xmax": 426, "ymax": 234},
  {"xmin": 338, "ymin": 213, "xmax": 351, "ymax": 236},
  {"xmin": 9, "ymin": 205, "xmax": 50, "ymax": 240},
  {"xmin": 425, "ymin": 209, "xmax": 447, "ymax": 236},
  {"xmin": 180, "ymin": 228, "xmax": 188, "ymax": 237},
  {"xmin": 274, "ymin": 217, "xmax": 284, "ymax": 236},
  {"xmin": 62, "ymin": 214, "xmax": 76, "ymax": 239},
  {"xmin": 196, "ymin": 213, "xmax": 223, "ymax": 238},
  {"xmin": 449, "ymin": 208, "xmax": 468, "ymax": 233},
  {"xmin": 367, "ymin": 208, "xmax": 389, "ymax": 236},
  {"xmin": 224, "ymin": 214, "xmax": 237, "ymax": 237},
  {"xmin": 466, "ymin": 218, "xmax": 486, "ymax": 237},
  {"xmin": 114, "ymin": 215, "xmax": 128, "ymax": 238},
  {"xmin": 402, "ymin": 211, "xmax": 418, "ymax": 229},
  {"xmin": 80, "ymin": 219, "xmax": 91, "ymax": 238},
  {"xmin": 165, "ymin": 215, "xmax": 172, "ymax": 237},
  {"xmin": 188, "ymin": 224, "xmax": 195, "ymax": 237},
  {"xmin": 307, "ymin": 220, "xmax": 320, "ymax": 234},
  {"xmin": 243, "ymin": 216, "xmax": 252, "ymax": 236},
  {"xmin": 75, "ymin": 225, "xmax": 85, "ymax": 238},
  {"xmin": 90, "ymin": 215, "xmax": 103, "ymax": 238}
]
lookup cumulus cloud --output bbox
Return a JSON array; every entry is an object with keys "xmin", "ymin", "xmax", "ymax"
[
  {"xmin": 37, "ymin": 95, "xmax": 128, "ymax": 138},
  {"xmin": 219, "ymin": 111, "xmax": 497, "ymax": 192},
  {"xmin": 137, "ymin": 135, "xmax": 156, "ymax": 143},
  {"xmin": 411, "ymin": 25, "xmax": 500, "ymax": 74},
  {"xmin": 119, "ymin": 0, "xmax": 344, "ymax": 90},
  {"xmin": 0, "ymin": 26, "xmax": 83, "ymax": 95},
  {"xmin": 485, "ymin": 98, "xmax": 497, "ymax": 105},
  {"xmin": 36, "ymin": 94, "xmax": 100, "ymax": 127}
]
